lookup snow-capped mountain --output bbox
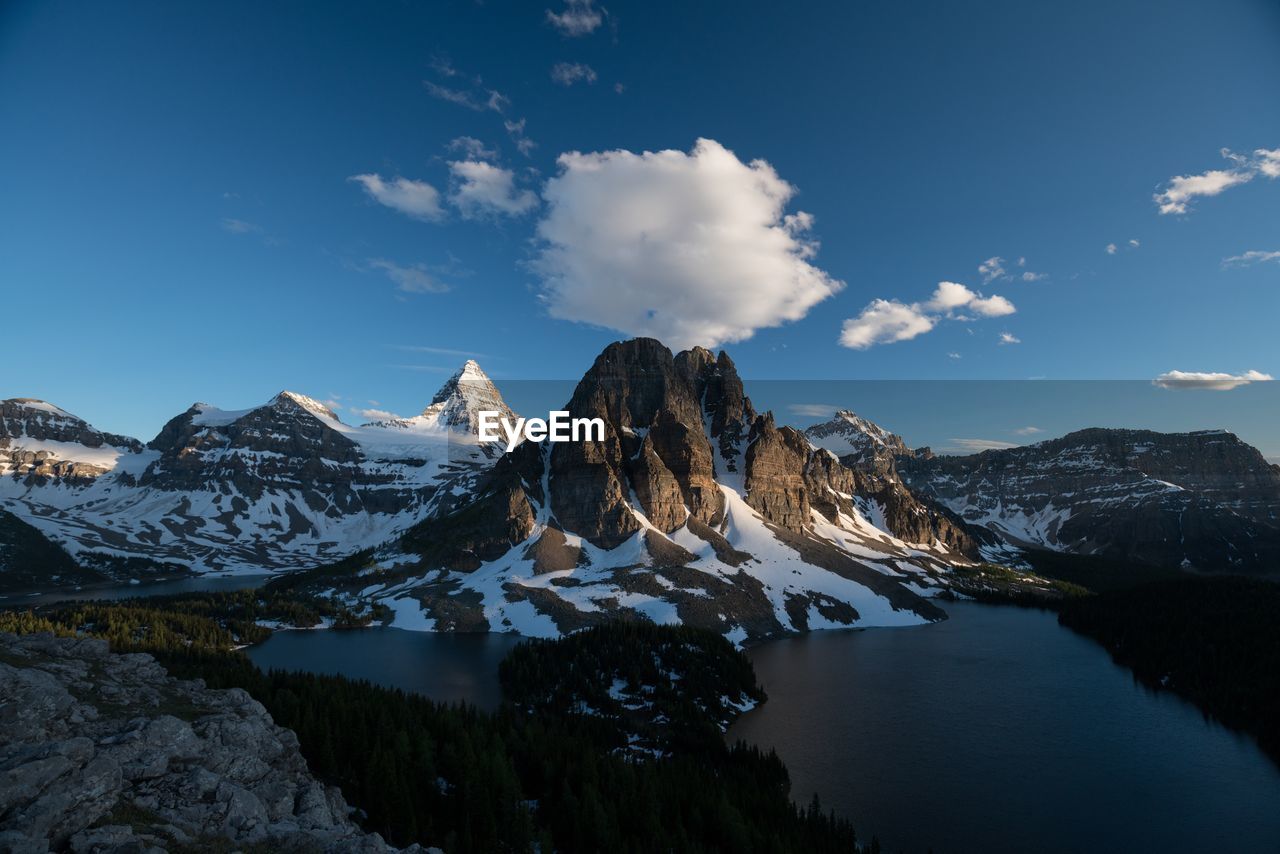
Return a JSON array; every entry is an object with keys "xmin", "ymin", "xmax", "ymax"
[
  {"xmin": 308, "ymin": 340, "xmax": 980, "ymax": 643},
  {"xmin": 0, "ymin": 362, "xmax": 514, "ymax": 576},
  {"xmin": 900, "ymin": 428, "xmax": 1280, "ymax": 571},
  {"xmin": 804, "ymin": 409, "xmax": 909, "ymax": 479}
]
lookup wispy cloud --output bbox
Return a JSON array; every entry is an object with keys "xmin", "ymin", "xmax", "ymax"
[
  {"xmin": 449, "ymin": 160, "xmax": 538, "ymax": 218},
  {"xmin": 349, "ymin": 174, "xmax": 444, "ymax": 222},
  {"xmin": 840, "ymin": 281, "xmax": 1015, "ymax": 350},
  {"xmin": 944, "ymin": 438, "xmax": 1021, "ymax": 454},
  {"xmin": 1012, "ymin": 426, "xmax": 1043, "ymax": 436},
  {"xmin": 546, "ymin": 0, "xmax": 605, "ymax": 36},
  {"xmin": 447, "ymin": 136, "xmax": 498, "ymax": 161},
  {"xmin": 388, "ymin": 364, "xmax": 455, "ymax": 373},
  {"xmin": 998, "ymin": 332, "xmax": 1021, "ymax": 345},
  {"xmin": 367, "ymin": 258, "xmax": 451, "ymax": 294},
  {"xmin": 396, "ymin": 345, "xmax": 490, "ymax": 359},
  {"xmin": 1154, "ymin": 147, "xmax": 1278, "ymax": 215},
  {"xmin": 787, "ymin": 403, "xmax": 840, "ymax": 418},
  {"xmin": 354, "ymin": 407, "xmax": 402, "ymax": 422},
  {"xmin": 551, "ymin": 62, "xmax": 597, "ymax": 86},
  {"xmin": 220, "ymin": 218, "xmax": 261, "ymax": 234},
  {"xmin": 978, "ymin": 256, "xmax": 1007, "ymax": 283},
  {"xmin": 1021, "ymin": 271, "xmax": 1047, "ymax": 282},
  {"xmin": 1153, "ymin": 369, "xmax": 1273, "ymax": 391},
  {"xmin": 1223, "ymin": 250, "xmax": 1280, "ymax": 268}
]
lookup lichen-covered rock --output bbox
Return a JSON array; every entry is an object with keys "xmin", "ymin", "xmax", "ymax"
[{"xmin": 0, "ymin": 632, "xmax": 422, "ymax": 853}]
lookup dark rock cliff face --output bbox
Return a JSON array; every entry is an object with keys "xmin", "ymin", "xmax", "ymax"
[
  {"xmin": 142, "ymin": 394, "xmax": 367, "ymax": 500},
  {"xmin": 0, "ymin": 400, "xmax": 141, "ymax": 486},
  {"xmin": 801, "ymin": 411, "xmax": 981, "ymax": 556},
  {"xmin": 403, "ymin": 338, "xmax": 978, "ymax": 574},
  {"xmin": 900, "ymin": 428, "xmax": 1280, "ymax": 572},
  {"xmin": 0, "ymin": 632, "xmax": 415, "ymax": 853}
]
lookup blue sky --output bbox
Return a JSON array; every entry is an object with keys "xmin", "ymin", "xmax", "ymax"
[{"xmin": 1, "ymin": 0, "xmax": 1278, "ymax": 450}]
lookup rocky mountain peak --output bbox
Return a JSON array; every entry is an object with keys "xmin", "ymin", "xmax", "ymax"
[
  {"xmin": 418, "ymin": 359, "xmax": 514, "ymax": 433},
  {"xmin": 0, "ymin": 398, "xmax": 140, "ymax": 452},
  {"xmin": 270, "ymin": 391, "xmax": 342, "ymax": 423}
]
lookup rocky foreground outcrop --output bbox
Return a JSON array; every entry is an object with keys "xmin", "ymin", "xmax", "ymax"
[{"xmin": 0, "ymin": 632, "xmax": 422, "ymax": 853}]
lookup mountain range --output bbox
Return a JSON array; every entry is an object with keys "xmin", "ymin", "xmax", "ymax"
[{"xmin": 3, "ymin": 339, "xmax": 1278, "ymax": 640}]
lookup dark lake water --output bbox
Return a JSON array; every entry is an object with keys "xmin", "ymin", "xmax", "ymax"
[
  {"xmin": 247, "ymin": 628, "xmax": 523, "ymax": 711},
  {"xmin": 22, "ymin": 576, "xmax": 1278, "ymax": 851},
  {"xmin": 1, "ymin": 574, "xmax": 270, "ymax": 607},
  {"xmin": 728, "ymin": 601, "xmax": 1280, "ymax": 854}
]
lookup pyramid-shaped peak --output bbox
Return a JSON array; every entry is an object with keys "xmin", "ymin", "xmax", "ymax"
[
  {"xmin": 271, "ymin": 391, "xmax": 342, "ymax": 423},
  {"xmin": 421, "ymin": 360, "xmax": 514, "ymax": 430}
]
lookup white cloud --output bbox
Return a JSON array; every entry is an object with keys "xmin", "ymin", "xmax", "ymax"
[
  {"xmin": 551, "ymin": 62, "xmax": 597, "ymax": 86},
  {"xmin": 368, "ymin": 258, "xmax": 451, "ymax": 294},
  {"xmin": 1223, "ymin": 250, "xmax": 1280, "ymax": 267},
  {"xmin": 349, "ymin": 174, "xmax": 444, "ymax": 222},
  {"xmin": 841, "ymin": 281, "xmax": 1014, "ymax": 350},
  {"xmin": 546, "ymin": 0, "xmax": 604, "ymax": 36},
  {"xmin": 788, "ymin": 403, "xmax": 840, "ymax": 418},
  {"xmin": 1021, "ymin": 271, "xmax": 1047, "ymax": 282},
  {"xmin": 998, "ymin": 332, "xmax": 1021, "ymax": 345},
  {"xmin": 840, "ymin": 300, "xmax": 936, "ymax": 349},
  {"xmin": 946, "ymin": 438, "xmax": 1021, "ymax": 453},
  {"xmin": 1153, "ymin": 369, "xmax": 1273, "ymax": 391},
  {"xmin": 447, "ymin": 136, "xmax": 498, "ymax": 161},
  {"xmin": 448, "ymin": 161, "xmax": 538, "ymax": 218},
  {"xmin": 504, "ymin": 118, "xmax": 536, "ymax": 156},
  {"xmin": 978, "ymin": 256, "xmax": 1007, "ymax": 283},
  {"xmin": 1255, "ymin": 148, "xmax": 1280, "ymax": 178},
  {"xmin": 396, "ymin": 345, "xmax": 489, "ymax": 358},
  {"xmin": 220, "ymin": 218, "xmax": 261, "ymax": 234},
  {"xmin": 947, "ymin": 352, "xmax": 962, "ymax": 360},
  {"xmin": 319, "ymin": 398, "xmax": 343, "ymax": 411},
  {"xmin": 1153, "ymin": 147, "xmax": 1280, "ymax": 215},
  {"xmin": 1105, "ymin": 243, "xmax": 1118, "ymax": 255},
  {"xmin": 1128, "ymin": 238, "xmax": 1140, "ymax": 248},
  {"xmin": 925, "ymin": 281, "xmax": 1016, "ymax": 317},
  {"xmin": 1013, "ymin": 426, "xmax": 1043, "ymax": 436},
  {"xmin": 533, "ymin": 138, "xmax": 843, "ymax": 349},
  {"xmin": 355, "ymin": 407, "xmax": 402, "ymax": 421}
]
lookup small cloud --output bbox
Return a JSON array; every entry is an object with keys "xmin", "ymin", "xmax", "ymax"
[
  {"xmin": 448, "ymin": 160, "xmax": 538, "ymax": 218},
  {"xmin": 945, "ymin": 438, "xmax": 1021, "ymax": 453},
  {"xmin": 447, "ymin": 136, "xmax": 498, "ymax": 161},
  {"xmin": 788, "ymin": 403, "xmax": 839, "ymax": 418},
  {"xmin": 998, "ymin": 332, "xmax": 1021, "ymax": 345},
  {"xmin": 947, "ymin": 352, "xmax": 962, "ymax": 360},
  {"xmin": 841, "ymin": 281, "xmax": 1015, "ymax": 350},
  {"xmin": 349, "ymin": 174, "xmax": 444, "ymax": 222},
  {"xmin": 614, "ymin": 82, "xmax": 625, "ymax": 94},
  {"xmin": 1154, "ymin": 147, "xmax": 1280, "ymax": 215},
  {"xmin": 1223, "ymin": 250, "xmax": 1280, "ymax": 267},
  {"xmin": 220, "ymin": 218, "xmax": 261, "ymax": 234},
  {"xmin": 355, "ymin": 407, "xmax": 402, "ymax": 421},
  {"xmin": 550, "ymin": 62, "xmax": 597, "ymax": 86},
  {"xmin": 367, "ymin": 258, "xmax": 451, "ymax": 294},
  {"xmin": 978, "ymin": 256, "xmax": 1007, "ymax": 283},
  {"xmin": 424, "ymin": 81, "xmax": 485, "ymax": 111},
  {"xmin": 546, "ymin": 0, "xmax": 604, "ymax": 36},
  {"xmin": 319, "ymin": 398, "xmax": 343, "ymax": 411},
  {"xmin": 1012, "ymin": 426, "xmax": 1043, "ymax": 436},
  {"xmin": 388, "ymin": 364, "xmax": 455, "ymax": 373},
  {"xmin": 396, "ymin": 345, "xmax": 490, "ymax": 358},
  {"xmin": 1105, "ymin": 243, "xmax": 1118, "ymax": 255},
  {"xmin": 1128, "ymin": 238, "xmax": 1140, "ymax": 248},
  {"xmin": 1021, "ymin": 271, "xmax": 1047, "ymax": 282},
  {"xmin": 504, "ymin": 118, "xmax": 536, "ymax": 156},
  {"xmin": 1153, "ymin": 369, "xmax": 1273, "ymax": 391},
  {"xmin": 1016, "ymin": 257, "xmax": 1026, "ymax": 267}
]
